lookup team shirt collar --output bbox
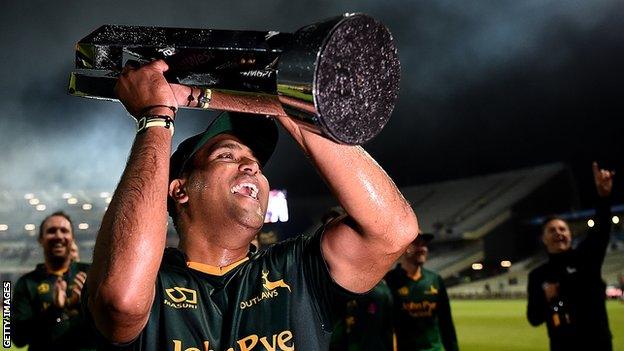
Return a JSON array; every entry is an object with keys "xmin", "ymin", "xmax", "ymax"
[{"xmin": 187, "ymin": 257, "xmax": 250, "ymax": 276}]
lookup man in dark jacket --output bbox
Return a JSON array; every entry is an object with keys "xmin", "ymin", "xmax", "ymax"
[
  {"xmin": 12, "ymin": 211, "xmax": 94, "ymax": 351},
  {"xmin": 527, "ymin": 162, "xmax": 614, "ymax": 351}
]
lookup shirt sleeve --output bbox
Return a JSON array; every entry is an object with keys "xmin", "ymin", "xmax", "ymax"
[
  {"xmin": 11, "ymin": 276, "xmax": 34, "ymax": 347},
  {"xmin": 12, "ymin": 276, "xmax": 65, "ymax": 347},
  {"xmin": 526, "ymin": 269, "xmax": 546, "ymax": 326},
  {"xmin": 300, "ymin": 226, "xmax": 358, "ymax": 333},
  {"xmin": 437, "ymin": 276, "xmax": 459, "ymax": 351}
]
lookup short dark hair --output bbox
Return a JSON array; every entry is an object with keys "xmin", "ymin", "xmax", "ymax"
[
  {"xmin": 540, "ymin": 215, "xmax": 567, "ymax": 233},
  {"xmin": 39, "ymin": 211, "xmax": 74, "ymax": 239}
]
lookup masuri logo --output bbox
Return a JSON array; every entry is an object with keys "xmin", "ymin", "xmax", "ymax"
[{"xmin": 164, "ymin": 287, "xmax": 198, "ymax": 309}]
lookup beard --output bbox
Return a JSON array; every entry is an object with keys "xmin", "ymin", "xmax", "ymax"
[{"xmin": 46, "ymin": 250, "xmax": 70, "ymax": 267}]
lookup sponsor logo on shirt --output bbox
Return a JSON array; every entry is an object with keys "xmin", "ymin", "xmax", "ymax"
[
  {"xmin": 398, "ymin": 286, "xmax": 409, "ymax": 296},
  {"xmin": 565, "ymin": 266, "xmax": 577, "ymax": 274},
  {"xmin": 164, "ymin": 287, "xmax": 198, "ymax": 309},
  {"xmin": 172, "ymin": 330, "xmax": 295, "ymax": 351},
  {"xmin": 402, "ymin": 300, "xmax": 437, "ymax": 318},
  {"xmin": 37, "ymin": 283, "xmax": 49, "ymax": 294},
  {"xmin": 425, "ymin": 285, "xmax": 438, "ymax": 295},
  {"xmin": 239, "ymin": 270, "xmax": 291, "ymax": 310}
]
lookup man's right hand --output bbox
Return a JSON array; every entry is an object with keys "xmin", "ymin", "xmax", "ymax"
[
  {"xmin": 114, "ymin": 60, "xmax": 180, "ymax": 118},
  {"xmin": 542, "ymin": 282, "xmax": 560, "ymax": 302}
]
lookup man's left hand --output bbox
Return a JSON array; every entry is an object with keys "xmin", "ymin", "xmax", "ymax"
[{"xmin": 593, "ymin": 162, "xmax": 615, "ymax": 198}]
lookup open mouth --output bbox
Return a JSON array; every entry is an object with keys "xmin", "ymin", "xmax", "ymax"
[
  {"xmin": 50, "ymin": 242, "xmax": 67, "ymax": 253},
  {"xmin": 230, "ymin": 182, "xmax": 259, "ymax": 200},
  {"xmin": 554, "ymin": 236, "xmax": 567, "ymax": 243}
]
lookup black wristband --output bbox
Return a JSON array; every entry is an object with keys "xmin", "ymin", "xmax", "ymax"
[{"xmin": 138, "ymin": 105, "xmax": 177, "ymax": 119}]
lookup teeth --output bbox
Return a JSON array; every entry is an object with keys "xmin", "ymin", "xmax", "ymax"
[{"xmin": 230, "ymin": 182, "xmax": 259, "ymax": 199}]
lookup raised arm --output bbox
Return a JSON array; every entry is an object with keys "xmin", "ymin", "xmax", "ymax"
[
  {"xmin": 577, "ymin": 162, "xmax": 615, "ymax": 269},
  {"xmin": 276, "ymin": 116, "xmax": 418, "ymax": 293},
  {"xmin": 87, "ymin": 60, "xmax": 180, "ymax": 343}
]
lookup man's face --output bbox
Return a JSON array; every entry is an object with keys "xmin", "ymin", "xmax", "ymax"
[
  {"xmin": 39, "ymin": 215, "xmax": 73, "ymax": 262},
  {"xmin": 181, "ymin": 134, "xmax": 270, "ymax": 230},
  {"xmin": 405, "ymin": 240, "xmax": 428, "ymax": 266},
  {"xmin": 70, "ymin": 241, "xmax": 80, "ymax": 262},
  {"xmin": 542, "ymin": 219, "xmax": 572, "ymax": 254}
]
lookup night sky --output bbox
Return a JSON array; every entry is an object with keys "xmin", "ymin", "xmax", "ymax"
[{"xmin": 1, "ymin": 0, "xmax": 623, "ymax": 207}]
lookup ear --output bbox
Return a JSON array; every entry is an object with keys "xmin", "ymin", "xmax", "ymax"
[
  {"xmin": 541, "ymin": 232, "xmax": 548, "ymax": 246},
  {"xmin": 169, "ymin": 178, "xmax": 189, "ymax": 205}
]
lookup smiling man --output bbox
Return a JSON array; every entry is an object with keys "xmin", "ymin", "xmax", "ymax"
[
  {"xmin": 12, "ymin": 211, "xmax": 94, "ymax": 351},
  {"xmin": 527, "ymin": 162, "xmax": 615, "ymax": 351},
  {"xmin": 84, "ymin": 60, "xmax": 418, "ymax": 351}
]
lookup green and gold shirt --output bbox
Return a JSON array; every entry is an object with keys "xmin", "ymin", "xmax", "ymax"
[
  {"xmin": 385, "ymin": 266, "xmax": 458, "ymax": 351},
  {"xmin": 13, "ymin": 261, "xmax": 95, "ymax": 351},
  {"xmin": 88, "ymin": 230, "xmax": 348, "ymax": 351}
]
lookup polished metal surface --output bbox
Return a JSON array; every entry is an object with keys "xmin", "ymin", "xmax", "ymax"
[{"xmin": 69, "ymin": 14, "xmax": 400, "ymax": 144}]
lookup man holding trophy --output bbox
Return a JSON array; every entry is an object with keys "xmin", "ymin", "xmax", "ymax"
[{"xmin": 78, "ymin": 14, "xmax": 417, "ymax": 351}]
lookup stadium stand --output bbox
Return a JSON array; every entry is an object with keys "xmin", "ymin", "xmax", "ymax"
[{"xmin": 3, "ymin": 163, "xmax": 622, "ymax": 299}]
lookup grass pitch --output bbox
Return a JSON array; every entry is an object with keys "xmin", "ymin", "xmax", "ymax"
[
  {"xmin": 452, "ymin": 299, "xmax": 624, "ymax": 351},
  {"xmin": 4, "ymin": 299, "xmax": 623, "ymax": 350}
]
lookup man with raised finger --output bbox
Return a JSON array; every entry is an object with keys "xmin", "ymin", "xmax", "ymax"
[{"xmin": 527, "ymin": 162, "xmax": 615, "ymax": 351}]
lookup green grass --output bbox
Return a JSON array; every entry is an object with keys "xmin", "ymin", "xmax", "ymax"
[
  {"xmin": 3, "ymin": 300, "xmax": 622, "ymax": 350},
  {"xmin": 452, "ymin": 299, "xmax": 624, "ymax": 351}
]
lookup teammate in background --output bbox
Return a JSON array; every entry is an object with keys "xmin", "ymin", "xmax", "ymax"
[
  {"xmin": 330, "ymin": 280, "xmax": 395, "ymax": 351},
  {"xmin": 327, "ymin": 207, "xmax": 395, "ymax": 351},
  {"xmin": 385, "ymin": 233, "xmax": 459, "ymax": 351},
  {"xmin": 12, "ymin": 211, "xmax": 94, "ymax": 351},
  {"xmin": 84, "ymin": 60, "xmax": 418, "ymax": 350},
  {"xmin": 70, "ymin": 241, "xmax": 80, "ymax": 262},
  {"xmin": 527, "ymin": 162, "xmax": 614, "ymax": 351}
]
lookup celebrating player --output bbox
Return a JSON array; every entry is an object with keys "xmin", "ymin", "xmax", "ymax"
[
  {"xmin": 527, "ymin": 162, "xmax": 614, "ymax": 350},
  {"xmin": 13, "ymin": 211, "xmax": 94, "ymax": 350},
  {"xmin": 84, "ymin": 60, "xmax": 418, "ymax": 350},
  {"xmin": 385, "ymin": 233, "xmax": 459, "ymax": 351}
]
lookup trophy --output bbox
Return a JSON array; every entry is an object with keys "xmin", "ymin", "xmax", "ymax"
[{"xmin": 68, "ymin": 13, "xmax": 400, "ymax": 145}]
